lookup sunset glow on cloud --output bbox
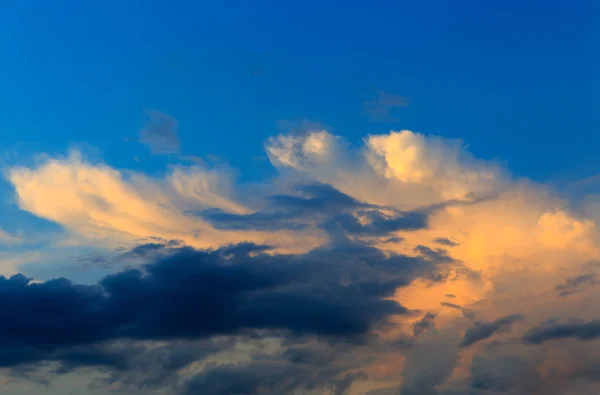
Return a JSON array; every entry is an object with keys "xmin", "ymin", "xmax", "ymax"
[
  {"xmin": 0, "ymin": 1, "xmax": 596, "ymax": 394},
  {"xmin": 3, "ymin": 125, "xmax": 600, "ymax": 394}
]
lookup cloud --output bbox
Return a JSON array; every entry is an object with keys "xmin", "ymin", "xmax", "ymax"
[
  {"xmin": 412, "ymin": 313, "xmax": 436, "ymax": 336},
  {"xmin": 199, "ymin": 183, "xmax": 430, "ymax": 243},
  {"xmin": 460, "ymin": 314, "xmax": 524, "ymax": 348},
  {"xmin": 0, "ymin": 228, "xmax": 20, "ymax": 245},
  {"xmin": 6, "ymin": 152, "xmax": 309, "ymax": 252},
  {"xmin": 7, "ymin": 126, "xmax": 600, "ymax": 394},
  {"xmin": 556, "ymin": 274, "xmax": 597, "ymax": 297},
  {"xmin": 433, "ymin": 237, "xmax": 459, "ymax": 247},
  {"xmin": 523, "ymin": 319, "xmax": 600, "ymax": 344},
  {"xmin": 465, "ymin": 344, "xmax": 543, "ymax": 395},
  {"xmin": 363, "ymin": 91, "xmax": 409, "ymax": 122},
  {"xmin": 399, "ymin": 327, "xmax": 461, "ymax": 395},
  {"xmin": 364, "ymin": 130, "xmax": 505, "ymax": 201},
  {"xmin": 168, "ymin": 164, "xmax": 248, "ymax": 214},
  {"xmin": 0, "ymin": 239, "xmax": 469, "ymax": 374},
  {"xmin": 182, "ymin": 357, "xmax": 363, "ymax": 395},
  {"xmin": 139, "ymin": 110, "xmax": 181, "ymax": 154},
  {"xmin": 265, "ymin": 129, "xmax": 506, "ymax": 208}
]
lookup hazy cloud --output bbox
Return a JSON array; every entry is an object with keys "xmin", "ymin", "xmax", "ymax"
[
  {"xmin": 139, "ymin": 110, "xmax": 181, "ymax": 154},
  {"xmin": 363, "ymin": 91, "xmax": 409, "ymax": 122}
]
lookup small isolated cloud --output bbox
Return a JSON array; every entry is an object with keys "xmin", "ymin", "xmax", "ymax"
[
  {"xmin": 363, "ymin": 91, "xmax": 409, "ymax": 122},
  {"xmin": 433, "ymin": 237, "xmax": 459, "ymax": 247},
  {"xmin": 139, "ymin": 110, "xmax": 180, "ymax": 154}
]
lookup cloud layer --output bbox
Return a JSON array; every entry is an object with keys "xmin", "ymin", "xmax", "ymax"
[{"xmin": 4, "ymin": 127, "xmax": 600, "ymax": 394}]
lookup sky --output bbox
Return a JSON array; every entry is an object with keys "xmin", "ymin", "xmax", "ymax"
[{"xmin": 0, "ymin": 1, "xmax": 599, "ymax": 394}]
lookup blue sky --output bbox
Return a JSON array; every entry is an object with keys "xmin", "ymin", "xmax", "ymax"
[
  {"xmin": 0, "ymin": 2, "xmax": 600, "ymax": 394},
  {"xmin": 1, "ymin": 0, "xmax": 597, "ymax": 181}
]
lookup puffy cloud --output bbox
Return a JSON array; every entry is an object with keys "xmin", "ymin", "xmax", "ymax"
[
  {"xmin": 6, "ymin": 127, "xmax": 600, "ymax": 394},
  {"xmin": 364, "ymin": 130, "xmax": 504, "ymax": 200},
  {"xmin": 266, "ymin": 129, "xmax": 506, "ymax": 208}
]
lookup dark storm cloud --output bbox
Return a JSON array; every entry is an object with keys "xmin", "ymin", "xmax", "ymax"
[
  {"xmin": 523, "ymin": 319, "xmax": 600, "ymax": 344},
  {"xmin": 198, "ymin": 183, "xmax": 429, "ymax": 238},
  {"xmin": 460, "ymin": 314, "xmax": 524, "ymax": 348},
  {"xmin": 0, "ymin": 240, "xmax": 460, "ymax": 371},
  {"xmin": 139, "ymin": 110, "xmax": 180, "ymax": 154}
]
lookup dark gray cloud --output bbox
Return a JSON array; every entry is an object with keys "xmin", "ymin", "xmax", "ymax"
[
  {"xmin": 413, "ymin": 246, "xmax": 455, "ymax": 264},
  {"xmin": 0, "ymin": 239, "xmax": 462, "ymax": 377},
  {"xmin": 438, "ymin": 341, "xmax": 600, "ymax": 395},
  {"xmin": 433, "ymin": 237, "xmax": 459, "ymax": 247},
  {"xmin": 198, "ymin": 183, "xmax": 429, "ymax": 240},
  {"xmin": 461, "ymin": 314, "xmax": 524, "ymax": 348},
  {"xmin": 139, "ymin": 110, "xmax": 180, "ymax": 154},
  {"xmin": 182, "ymin": 345, "xmax": 366, "ymax": 395},
  {"xmin": 440, "ymin": 302, "xmax": 476, "ymax": 320},
  {"xmin": 413, "ymin": 313, "xmax": 436, "ymax": 336},
  {"xmin": 523, "ymin": 319, "xmax": 600, "ymax": 344},
  {"xmin": 467, "ymin": 347, "xmax": 542, "ymax": 394},
  {"xmin": 322, "ymin": 210, "xmax": 428, "ymax": 238}
]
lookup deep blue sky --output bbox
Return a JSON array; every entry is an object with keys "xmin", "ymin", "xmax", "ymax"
[{"xmin": 0, "ymin": 0, "xmax": 597, "ymax": 183}]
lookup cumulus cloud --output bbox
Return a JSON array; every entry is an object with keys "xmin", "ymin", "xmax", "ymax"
[
  {"xmin": 265, "ymin": 129, "xmax": 506, "ymax": 208},
  {"xmin": 5, "ymin": 127, "xmax": 600, "ymax": 394}
]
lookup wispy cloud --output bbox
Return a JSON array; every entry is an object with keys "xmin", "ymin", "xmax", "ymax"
[
  {"xmin": 363, "ymin": 91, "xmax": 409, "ymax": 122},
  {"xmin": 139, "ymin": 109, "xmax": 181, "ymax": 155},
  {"xmin": 0, "ymin": 228, "xmax": 20, "ymax": 245}
]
